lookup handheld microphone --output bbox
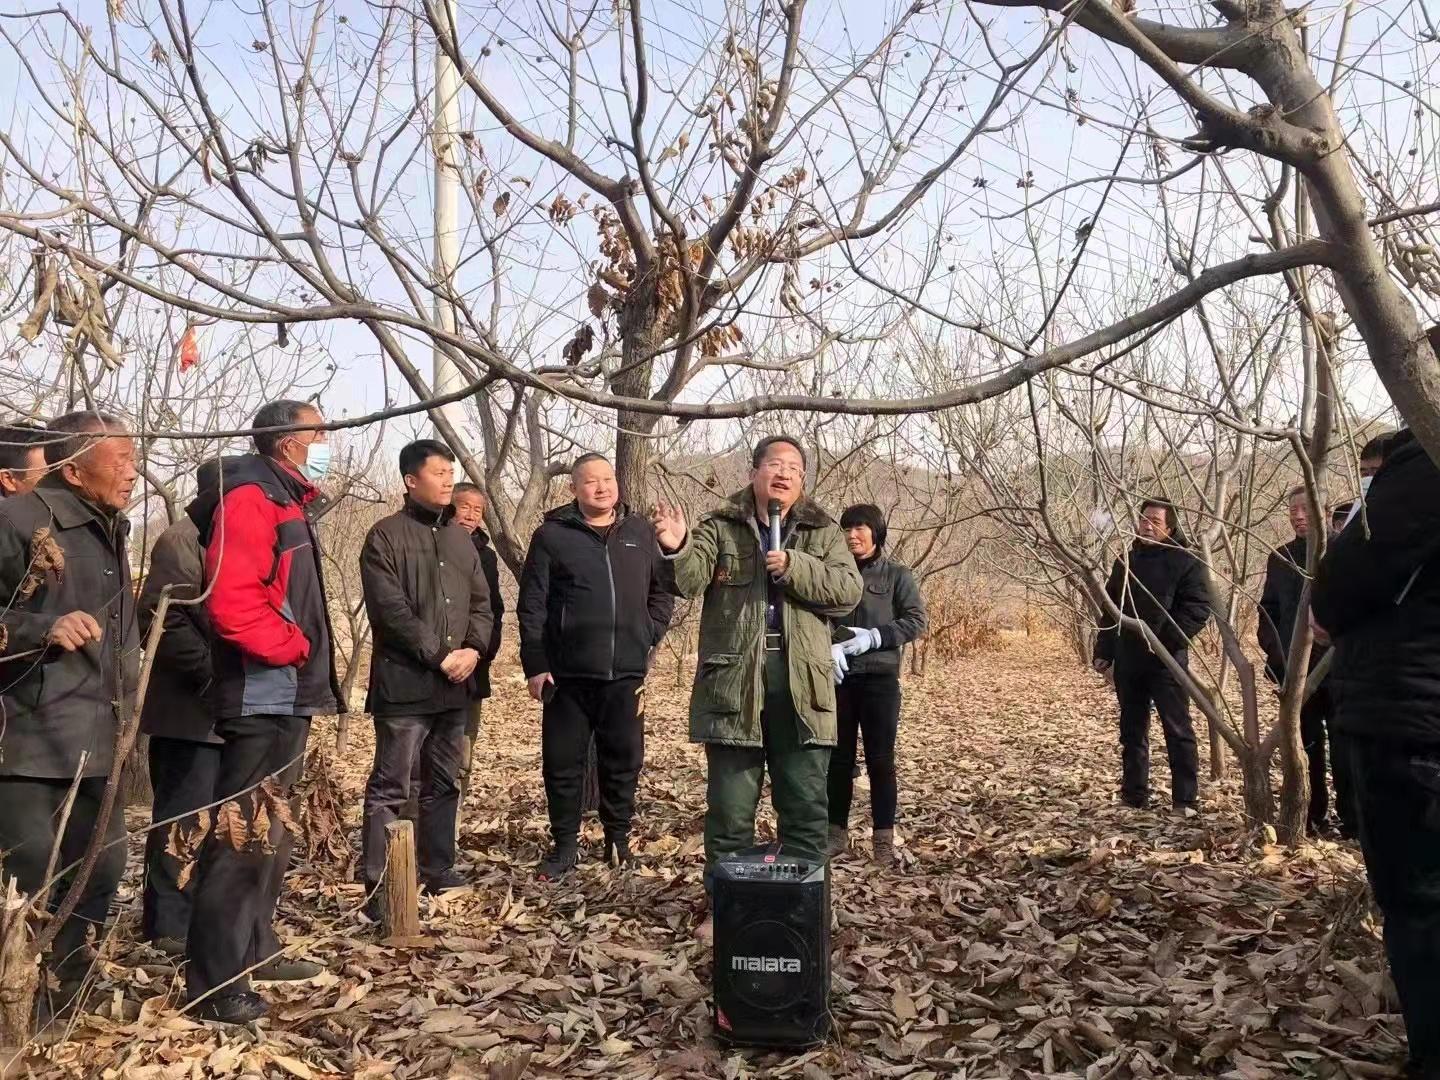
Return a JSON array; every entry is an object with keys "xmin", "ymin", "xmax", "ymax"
[{"xmin": 767, "ymin": 498, "xmax": 782, "ymax": 553}]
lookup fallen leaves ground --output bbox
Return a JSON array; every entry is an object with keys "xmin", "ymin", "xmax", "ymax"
[{"xmin": 41, "ymin": 631, "xmax": 1405, "ymax": 1078}]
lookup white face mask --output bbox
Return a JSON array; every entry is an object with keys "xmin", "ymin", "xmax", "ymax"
[
  {"xmin": 1360, "ymin": 475, "xmax": 1373, "ymax": 496},
  {"xmin": 300, "ymin": 441, "xmax": 332, "ymax": 482}
]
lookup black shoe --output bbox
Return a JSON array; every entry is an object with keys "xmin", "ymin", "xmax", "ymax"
[
  {"xmin": 420, "ymin": 869, "xmax": 466, "ymax": 894},
  {"xmin": 537, "ymin": 845, "xmax": 578, "ymax": 882},
  {"xmin": 150, "ymin": 936, "xmax": 186, "ymax": 959},
  {"xmin": 1120, "ymin": 794, "xmax": 1150, "ymax": 810},
  {"xmin": 1173, "ymin": 801, "xmax": 1200, "ymax": 817},
  {"xmin": 192, "ymin": 991, "xmax": 269, "ymax": 1025},
  {"xmin": 605, "ymin": 837, "xmax": 635, "ymax": 869},
  {"xmin": 253, "ymin": 958, "xmax": 324, "ymax": 982},
  {"xmin": 364, "ymin": 887, "xmax": 385, "ymax": 923},
  {"xmin": 1309, "ymin": 817, "xmax": 1334, "ymax": 838}
]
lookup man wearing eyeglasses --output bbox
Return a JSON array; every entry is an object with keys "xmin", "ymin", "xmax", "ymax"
[{"xmin": 652, "ymin": 435, "xmax": 862, "ymax": 942}]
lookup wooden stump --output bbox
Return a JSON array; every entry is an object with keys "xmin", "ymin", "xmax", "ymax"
[
  {"xmin": 0, "ymin": 878, "xmax": 38, "ymax": 1055},
  {"xmin": 382, "ymin": 821, "xmax": 421, "ymax": 941}
]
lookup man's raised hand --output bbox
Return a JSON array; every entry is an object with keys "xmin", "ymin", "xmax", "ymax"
[
  {"xmin": 47, "ymin": 611, "xmax": 102, "ymax": 652},
  {"xmin": 651, "ymin": 500, "xmax": 686, "ymax": 552}
]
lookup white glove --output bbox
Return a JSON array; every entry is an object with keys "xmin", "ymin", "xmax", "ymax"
[
  {"xmin": 840, "ymin": 627, "xmax": 883, "ymax": 657},
  {"xmin": 831, "ymin": 643, "xmax": 849, "ymax": 684}
]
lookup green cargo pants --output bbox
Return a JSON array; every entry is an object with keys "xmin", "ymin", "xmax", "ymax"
[{"xmin": 704, "ymin": 652, "xmax": 831, "ymax": 884}]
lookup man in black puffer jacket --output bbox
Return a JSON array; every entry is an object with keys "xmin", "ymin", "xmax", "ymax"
[
  {"xmin": 1258, "ymin": 484, "xmax": 1354, "ymax": 835},
  {"xmin": 517, "ymin": 454, "xmax": 673, "ymax": 879},
  {"xmin": 1314, "ymin": 426, "xmax": 1440, "ymax": 1080},
  {"xmin": 1093, "ymin": 499, "xmax": 1212, "ymax": 811}
]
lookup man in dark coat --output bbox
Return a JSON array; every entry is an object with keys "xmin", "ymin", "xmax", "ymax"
[
  {"xmin": 0, "ymin": 421, "xmax": 47, "ymax": 497},
  {"xmin": 184, "ymin": 400, "xmax": 343, "ymax": 1024},
  {"xmin": 138, "ymin": 461, "xmax": 222, "ymax": 956},
  {"xmin": 0, "ymin": 411, "xmax": 138, "ymax": 1007},
  {"xmin": 1093, "ymin": 499, "xmax": 1212, "ymax": 811},
  {"xmin": 1258, "ymin": 485, "xmax": 1352, "ymax": 834},
  {"xmin": 518, "ymin": 454, "xmax": 674, "ymax": 880},
  {"xmin": 451, "ymin": 482, "xmax": 504, "ymax": 797},
  {"xmin": 359, "ymin": 441, "xmax": 492, "ymax": 916},
  {"xmin": 1314, "ymin": 426, "xmax": 1440, "ymax": 1079}
]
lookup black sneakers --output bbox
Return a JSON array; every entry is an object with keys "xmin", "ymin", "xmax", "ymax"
[{"xmin": 192, "ymin": 990, "xmax": 269, "ymax": 1025}]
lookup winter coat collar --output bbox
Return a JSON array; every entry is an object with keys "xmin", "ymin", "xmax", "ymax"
[
  {"xmin": 713, "ymin": 488, "xmax": 834, "ymax": 529},
  {"xmin": 34, "ymin": 475, "xmax": 127, "ymax": 535},
  {"xmin": 544, "ymin": 500, "xmax": 631, "ymax": 529},
  {"xmin": 402, "ymin": 495, "xmax": 455, "ymax": 527}
]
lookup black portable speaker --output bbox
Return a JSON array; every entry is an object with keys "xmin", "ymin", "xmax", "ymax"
[{"xmin": 711, "ymin": 844, "xmax": 831, "ymax": 1047}]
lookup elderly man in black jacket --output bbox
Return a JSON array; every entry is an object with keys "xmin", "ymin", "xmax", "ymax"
[
  {"xmin": 451, "ymin": 482, "xmax": 504, "ymax": 797},
  {"xmin": 0, "ymin": 411, "xmax": 139, "ymax": 1006},
  {"xmin": 1314, "ymin": 425, "xmax": 1440, "ymax": 1079},
  {"xmin": 359, "ymin": 441, "xmax": 492, "ymax": 916},
  {"xmin": 139, "ymin": 461, "xmax": 221, "ymax": 956},
  {"xmin": 1093, "ymin": 499, "xmax": 1212, "ymax": 812},
  {"xmin": 518, "ymin": 453, "xmax": 673, "ymax": 881},
  {"xmin": 1258, "ymin": 485, "xmax": 1353, "ymax": 836}
]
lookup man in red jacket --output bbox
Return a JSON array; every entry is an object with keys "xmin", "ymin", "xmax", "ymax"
[{"xmin": 184, "ymin": 400, "xmax": 344, "ymax": 1024}]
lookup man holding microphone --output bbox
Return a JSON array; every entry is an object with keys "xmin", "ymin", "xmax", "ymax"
[{"xmin": 652, "ymin": 435, "xmax": 861, "ymax": 942}]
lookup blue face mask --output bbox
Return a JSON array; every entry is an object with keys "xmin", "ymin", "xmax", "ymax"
[{"xmin": 300, "ymin": 441, "xmax": 331, "ymax": 483}]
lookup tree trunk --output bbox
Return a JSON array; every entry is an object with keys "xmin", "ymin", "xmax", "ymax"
[
  {"xmin": 1208, "ymin": 724, "xmax": 1227, "ymax": 782},
  {"xmin": 581, "ymin": 737, "xmax": 600, "ymax": 816},
  {"xmin": 1238, "ymin": 748, "xmax": 1276, "ymax": 828},
  {"xmin": 612, "ymin": 281, "xmax": 663, "ymax": 507},
  {"xmin": 0, "ymin": 876, "xmax": 38, "ymax": 1053},
  {"xmin": 124, "ymin": 734, "xmax": 153, "ymax": 807}
]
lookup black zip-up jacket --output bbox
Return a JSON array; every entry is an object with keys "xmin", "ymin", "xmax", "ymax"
[
  {"xmin": 469, "ymin": 528, "xmax": 504, "ymax": 700},
  {"xmin": 0, "ymin": 478, "xmax": 140, "ymax": 778},
  {"xmin": 517, "ymin": 502, "xmax": 673, "ymax": 681},
  {"xmin": 187, "ymin": 454, "xmax": 344, "ymax": 719},
  {"xmin": 1314, "ymin": 430, "xmax": 1440, "ymax": 744},
  {"xmin": 1257, "ymin": 534, "xmax": 1320, "ymax": 684},
  {"xmin": 139, "ymin": 511, "xmax": 219, "ymax": 743},
  {"xmin": 832, "ymin": 555, "xmax": 928, "ymax": 676},
  {"xmin": 1095, "ymin": 540, "xmax": 1212, "ymax": 669},
  {"xmin": 360, "ymin": 498, "xmax": 493, "ymax": 715}
]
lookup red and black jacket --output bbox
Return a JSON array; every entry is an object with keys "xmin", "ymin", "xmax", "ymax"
[{"xmin": 187, "ymin": 455, "xmax": 343, "ymax": 719}]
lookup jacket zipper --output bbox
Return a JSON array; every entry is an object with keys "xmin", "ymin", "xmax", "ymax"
[{"xmin": 603, "ymin": 538, "xmax": 617, "ymax": 681}]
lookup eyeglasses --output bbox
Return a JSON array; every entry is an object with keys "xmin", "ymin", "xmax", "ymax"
[{"xmin": 757, "ymin": 461, "xmax": 804, "ymax": 476}]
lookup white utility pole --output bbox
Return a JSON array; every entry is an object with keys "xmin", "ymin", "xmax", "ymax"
[{"xmin": 431, "ymin": 0, "xmax": 466, "ymax": 441}]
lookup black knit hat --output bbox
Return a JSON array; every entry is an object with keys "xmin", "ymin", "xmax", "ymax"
[{"xmin": 840, "ymin": 503, "xmax": 888, "ymax": 550}]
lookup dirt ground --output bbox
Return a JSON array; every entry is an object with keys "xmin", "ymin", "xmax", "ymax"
[{"xmin": 40, "ymin": 631, "xmax": 1403, "ymax": 1078}]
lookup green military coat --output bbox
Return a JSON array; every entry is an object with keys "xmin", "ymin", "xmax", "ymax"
[{"xmin": 667, "ymin": 489, "xmax": 863, "ymax": 747}]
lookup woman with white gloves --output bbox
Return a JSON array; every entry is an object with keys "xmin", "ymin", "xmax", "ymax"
[{"xmin": 827, "ymin": 504, "xmax": 928, "ymax": 864}]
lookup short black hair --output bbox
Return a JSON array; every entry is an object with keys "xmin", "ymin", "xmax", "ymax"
[
  {"xmin": 571, "ymin": 452, "xmax": 611, "ymax": 476},
  {"xmin": 453, "ymin": 482, "xmax": 484, "ymax": 498},
  {"xmin": 0, "ymin": 422, "xmax": 46, "ymax": 472},
  {"xmin": 399, "ymin": 438, "xmax": 455, "ymax": 478},
  {"xmin": 1359, "ymin": 430, "xmax": 1397, "ymax": 464},
  {"xmin": 45, "ymin": 410, "xmax": 125, "ymax": 467},
  {"xmin": 839, "ymin": 503, "xmax": 888, "ymax": 550},
  {"xmin": 252, "ymin": 399, "xmax": 320, "ymax": 457},
  {"xmin": 751, "ymin": 435, "xmax": 807, "ymax": 470}
]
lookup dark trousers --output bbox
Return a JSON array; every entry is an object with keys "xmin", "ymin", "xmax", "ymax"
[
  {"xmin": 827, "ymin": 674, "xmax": 900, "ymax": 830},
  {"xmin": 1346, "ymin": 736, "xmax": 1440, "ymax": 1074},
  {"xmin": 541, "ymin": 677, "xmax": 644, "ymax": 846},
  {"xmin": 1115, "ymin": 656, "xmax": 1199, "ymax": 807},
  {"xmin": 1300, "ymin": 688, "xmax": 1333, "ymax": 829},
  {"xmin": 186, "ymin": 713, "xmax": 309, "ymax": 1001},
  {"xmin": 0, "ymin": 776, "xmax": 125, "ymax": 977},
  {"xmin": 363, "ymin": 709, "xmax": 466, "ymax": 886},
  {"xmin": 143, "ymin": 737, "xmax": 222, "ymax": 942},
  {"xmin": 705, "ymin": 653, "xmax": 830, "ymax": 883}
]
